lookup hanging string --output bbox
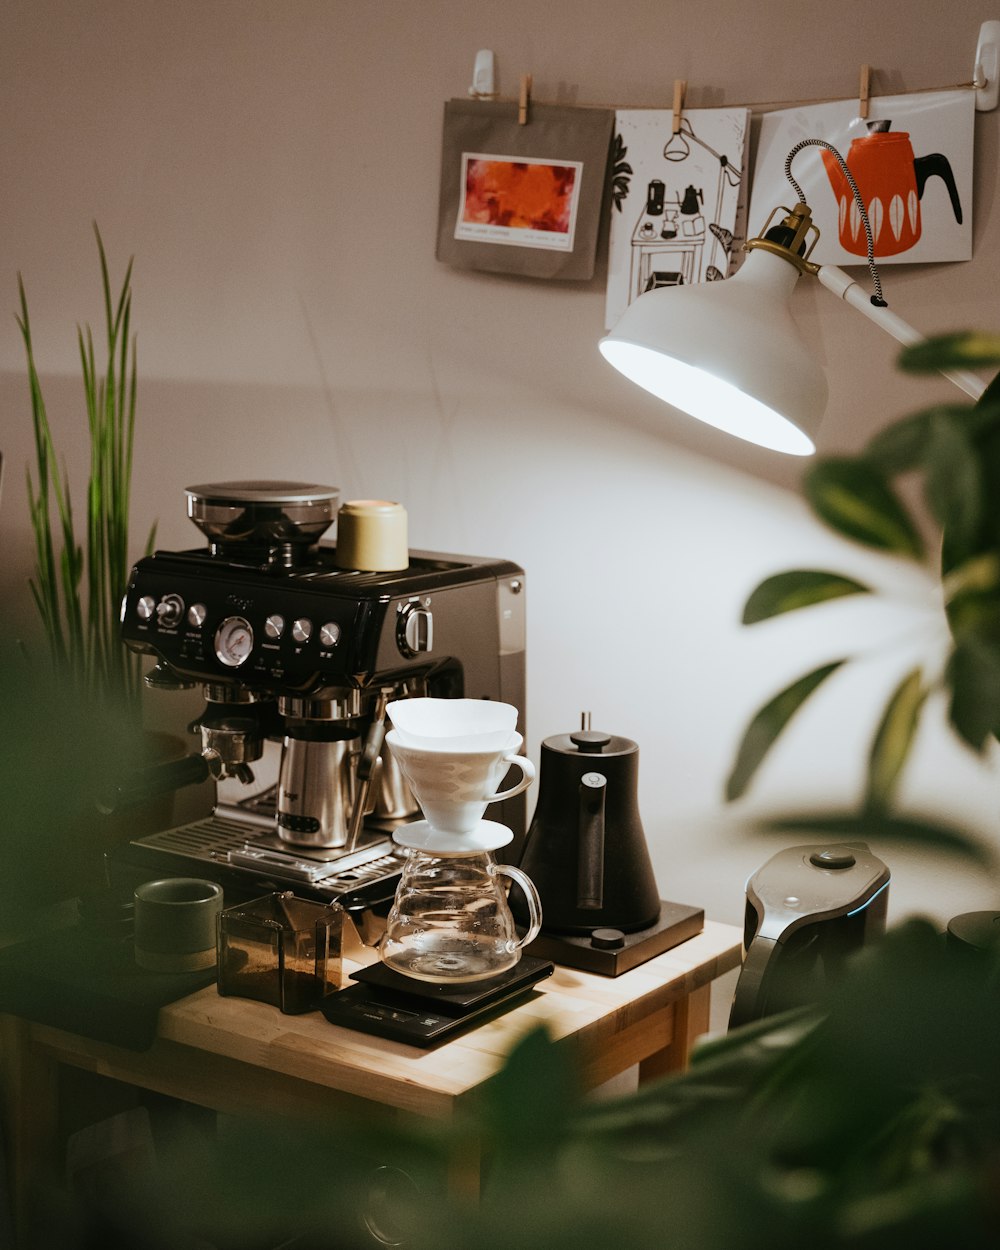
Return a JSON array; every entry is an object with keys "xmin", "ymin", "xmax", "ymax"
[{"xmin": 471, "ymin": 78, "xmax": 977, "ymax": 116}]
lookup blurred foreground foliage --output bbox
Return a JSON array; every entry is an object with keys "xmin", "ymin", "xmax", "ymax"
[{"xmin": 24, "ymin": 917, "xmax": 1000, "ymax": 1250}]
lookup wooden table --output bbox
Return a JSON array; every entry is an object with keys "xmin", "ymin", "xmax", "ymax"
[{"xmin": 1, "ymin": 921, "xmax": 741, "ymax": 1242}]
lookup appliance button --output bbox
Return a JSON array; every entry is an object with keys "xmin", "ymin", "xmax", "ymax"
[
  {"xmin": 188, "ymin": 603, "xmax": 207, "ymax": 628},
  {"xmin": 320, "ymin": 622, "xmax": 341, "ymax": 647},
  {"xmin": 265, "ymin": 614, "xmax": 285, "ymax": 640},
  {"xmin": 809, "ymin": 848, "xmax": 856, "ymax": 870},
  {"xmin": 590, "ymin": 927, "xmax": 626, "ymax": 950},
  {"xmin": 292, "ymin": 618, "xmax": 313, "ymax": 644},
  {"xmin": 136, "ymin": 595, "xmax": 156, "ymax": 621}
]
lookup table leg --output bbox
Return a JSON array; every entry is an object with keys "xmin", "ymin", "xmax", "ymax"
[
  {"xmin": 637, "ymin": 984, "xmax": 711, "ymax": 1082},
  {"xmin": 0, "ymin": 1017, "xmax": 61, "ymax": 1248}
]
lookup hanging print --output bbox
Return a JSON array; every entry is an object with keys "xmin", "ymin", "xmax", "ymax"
[
  {"xmin": 749, "ymin": 89, "xmax": 974, "ymax": 266},
  {"xmin": 604, "ymin": 107, "xmax": 751, "ymax": 331},
  {"xmin": 455, "ymin": 153, "xmax": 583, "ymax": 252},
  {"xmin": 437, "ymin": 98, "xmax": 614, "ymax": 280}
]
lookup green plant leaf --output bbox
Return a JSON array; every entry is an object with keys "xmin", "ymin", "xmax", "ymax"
[
  {"xmin": 865, "ymin": 667, "xmax": 927, "ymax": 815},
  {"xmin": 945, "ymin": 637, "xmax": 1000, "ymax": 751},
  {"xmin": 753, "ymin": 811, "xmax": 993, "ymax": 867},
  {"xmin": 864, "ymin": 404, "xmax": 974, "ymax": 474},
  {"xmin": 975, "ymin": 366, "xmax": 1000, "ymax": 411},
  {"xmin": 726, "ymin": 660, "xmax": 845, "ymax": 801},
  {"xmin": 742, "ymin": 570, "xmax": 872, "ymax": 624},
  {"xmin": 922, "ymin": 414, "xmax": 982, "ymax": 559},
  {"xmin": 898, "ymin": 331, "xmax": 1000, "ymax": 374},
  {"xmin": 804, "ymin": 457, "xmax": 924, "ymax": 560}
]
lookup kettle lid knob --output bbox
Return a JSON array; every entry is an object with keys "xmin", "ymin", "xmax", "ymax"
[
  {"xmin": 809, "ymin": 847, "xmax": 857, "ymax": 869},
  {"xmin": 570, "ymin": 730, "xmax": 612, "ymax": 753}
]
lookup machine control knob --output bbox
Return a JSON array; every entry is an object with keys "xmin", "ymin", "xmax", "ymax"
[
  {"xmin": 292, "ymin": 618, "xmax": 313, "ymax": 644},
  {"xmin": 320, "ymin": 622, "xmax": 341, "ymax": 647},
  {"xmin": 396, "ymin": 602, "xmax": 433, "ymax": 657},
  {"xmin": 188, "ymin": 603, "xmax": 207, "ymax": 628},
  {"xmin": 265, "ymin": 614, "xmax": 285, "ymax": 640},
  {"xmin": 136, "ymin": 595, "xmax": 156, "ymax": 621},
  {"xmin": 155, "ymin": 593, "xmax": 185, "ymax": 628}
]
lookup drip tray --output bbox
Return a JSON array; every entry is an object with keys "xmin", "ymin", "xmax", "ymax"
[
  {"xmin": 248, "ymin": 829, "xmax": 391, "ymax": 863},
  {"xmin": 523, "ymin": 901, "xmax": 704, "ymax": 976}
]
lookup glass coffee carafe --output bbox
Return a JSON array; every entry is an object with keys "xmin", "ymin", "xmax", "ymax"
[
  {"xmin": 379, "ymin": 850, "xmax": 541, "ymax": 983},
  {"xmin": 378, "ymin": 697, "xmax": 543, "ymax": 984}
]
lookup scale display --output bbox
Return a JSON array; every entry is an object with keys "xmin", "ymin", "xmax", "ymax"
[{"xmin": 321, "ymin": 956, "xmax": 554, "ymax": 1046}]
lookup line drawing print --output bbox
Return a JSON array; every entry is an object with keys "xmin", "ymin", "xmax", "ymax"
[{"xmin": 605, "ymin": 108, "xmax": 750, "ymax": 331}]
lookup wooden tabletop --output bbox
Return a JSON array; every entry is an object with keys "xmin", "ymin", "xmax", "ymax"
[{"xmin": 146, "ymin": 920, "xmax": 742, "ymax": 1117}]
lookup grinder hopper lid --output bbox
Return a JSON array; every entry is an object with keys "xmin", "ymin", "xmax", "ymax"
[{"xmin": 185, "ymin": 480, "xmax": 339, "ymax": 555}]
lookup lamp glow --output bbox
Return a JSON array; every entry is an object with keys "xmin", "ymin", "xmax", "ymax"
[{"xmin": 598, "ymin": 343, "xmax": 816, "ymax": 456}]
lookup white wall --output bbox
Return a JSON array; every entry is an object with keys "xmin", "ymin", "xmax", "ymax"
[{"xmin": 3, "ymin": 0, "xmax": 1000, "ymax": 949}]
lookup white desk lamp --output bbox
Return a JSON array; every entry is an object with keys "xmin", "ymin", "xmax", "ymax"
[{"xmin": 599, "ymin": 139, "xmax": 986, "ymax": 456}]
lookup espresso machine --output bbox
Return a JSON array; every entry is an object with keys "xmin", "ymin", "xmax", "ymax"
[{"xmin": 107, "ymin": 481, "xmax": 527, "ymax": 934}]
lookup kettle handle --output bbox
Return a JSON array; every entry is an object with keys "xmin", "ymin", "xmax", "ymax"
[
  {"xmin": 728, "ymin": 934, "xmax": 779, "ymax": 1030},
  {"xmin": 577, "ymin": 772, "xmax": 606, "ymax": 910},
  {"xmin": 914, "ymin": 153, "xmax": 963, "ymax": 224},
  {"xmin": 495, "ymin": 863, "xmax": 542, "ymax": 948}
]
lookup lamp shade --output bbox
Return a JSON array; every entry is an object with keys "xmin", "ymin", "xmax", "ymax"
[{"xmin": 599, "ymin": 249, "xmax": 828, "ymax": 455}]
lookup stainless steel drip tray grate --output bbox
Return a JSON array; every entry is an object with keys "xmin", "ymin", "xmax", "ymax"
[
  {"xmin": 132, "ymin": 814, "xmax": 402, "ymax": 894},
  {"xmin": 135, "ymin": 814, "xmax": 258, "ymax": 862}
]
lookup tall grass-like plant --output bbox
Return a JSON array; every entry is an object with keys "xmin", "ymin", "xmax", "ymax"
[{"xmin": 18, "ymin": 224, "xmax": 155, "ymax": 721}]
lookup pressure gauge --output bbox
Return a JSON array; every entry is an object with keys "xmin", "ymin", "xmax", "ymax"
[{"xmin": 215, "ymin": 616, "xmax": 254, "ymax": 668}]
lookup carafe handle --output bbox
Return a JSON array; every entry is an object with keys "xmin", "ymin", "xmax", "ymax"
[{"xmin": 495, "ymin": 863, "xmax": 542, "ymax": 948}]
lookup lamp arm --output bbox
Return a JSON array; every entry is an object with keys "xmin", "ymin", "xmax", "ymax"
[{"xmin": 816, "ymin": 264, "xmax": 986, "ymax": 401}]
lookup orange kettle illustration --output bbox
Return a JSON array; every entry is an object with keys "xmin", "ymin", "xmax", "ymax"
[{"xmin": 821, "ymin": 121, "xmax": 962, "ymax": 257}]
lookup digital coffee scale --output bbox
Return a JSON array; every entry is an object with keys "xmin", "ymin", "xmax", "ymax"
[{"xmin": 321, "ymin": 956, "xmax": 554, "ymax": 1046}]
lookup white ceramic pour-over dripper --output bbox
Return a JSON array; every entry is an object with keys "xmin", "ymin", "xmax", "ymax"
[
  {"xmin": 386, "ymin": 698, "xmax": 519, "ymax": 752},
  {"xmin": 384, "ymin": 729, "xmax": 534, "ymax": 837}
]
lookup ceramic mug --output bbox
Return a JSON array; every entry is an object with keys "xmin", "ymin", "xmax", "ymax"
[
  {"xmin": 134, "ymin": 877, "xmax": 224, "ymax": 972},
  {"xmin": 384, "ymin": 730, "xmax": 535, "ymax": 834}
]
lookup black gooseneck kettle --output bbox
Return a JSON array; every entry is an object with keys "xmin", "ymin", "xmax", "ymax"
[{"xmin": 514, "ymin": 720, "xmax": 661, "ymax": 934}]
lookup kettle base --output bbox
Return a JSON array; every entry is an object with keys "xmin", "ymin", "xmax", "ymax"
[{"xmin": 521, "ymin": 900, "xmax": 704, "ymax": 976}]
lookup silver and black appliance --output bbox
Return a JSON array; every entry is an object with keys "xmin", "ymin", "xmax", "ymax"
[
  {"xmin": 728, "ymin": 842, "xmax": 890, "ymax": 1029},
  {"xmin": 108, "ymin": 481, "xmax": 527, "ymax": 934}
]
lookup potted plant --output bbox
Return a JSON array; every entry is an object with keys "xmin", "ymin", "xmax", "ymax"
[
  {"xmin": 10, "ymin": 226, "xmax": 175, "ymax": 904},
  {"xmin": 18, "ymin": 223, "xmax": 155, "ymax": 721}
]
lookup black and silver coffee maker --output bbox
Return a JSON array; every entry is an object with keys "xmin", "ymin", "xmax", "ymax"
[
  {"xmin": 512, "ymin": 716, "xmax": 704, "ymax": 975},
  {"xmin": 108, "ymin": 481, "xmax": 527, "ymax": 935},
  {"xmin": 728, "ymin": 843, "xmax": 890, "ymax": 1030}
]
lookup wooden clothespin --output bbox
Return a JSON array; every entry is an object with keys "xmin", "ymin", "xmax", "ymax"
[
  {"xmin": 858, "ymin": 64, "xmax": 872, "ymax": 120},
  {"xmin": 518, "ymin": 73, "xmax": 532, "ymax": 125},
  {"xmin": 672, "ymin": 80, "xmax": 687, "ymax": 135}
]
